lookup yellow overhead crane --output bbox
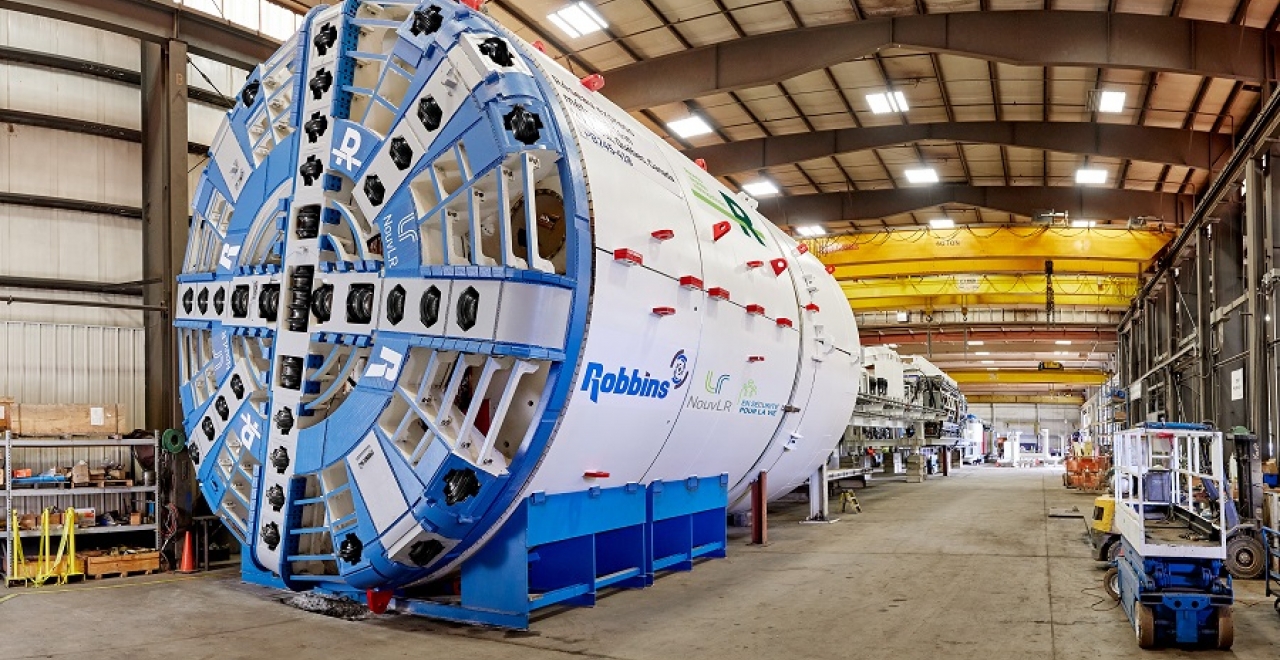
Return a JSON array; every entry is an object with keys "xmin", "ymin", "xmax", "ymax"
[
  {"xmin": 810, "ymin": 227, "xmax": 1168, "ymax": 312},
  {"xmin": 814, "ymin": 227, "xmax": 1171, "ymax": 279},
  {"xmin": 840, "ymin": 273, "xmax": 1139, "ymax": 311},
  {"xmin": 948, "ymin": 369, "xmax": 1109, "ymax": 386}
]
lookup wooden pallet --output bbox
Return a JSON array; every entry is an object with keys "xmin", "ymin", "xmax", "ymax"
[
  {"xmin": 83, "ymin": 551, "xmax": 160, "ymax": 580},
  {"xmin": 71, "ymin": 479, "xmax": 133, "ymax": 489}
]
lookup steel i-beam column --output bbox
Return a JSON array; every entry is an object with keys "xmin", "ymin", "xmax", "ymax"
[
  {"xmin": 1245, "ymin": 157, "xmax": 1268, "ymax": 450},
  {"xmin": 141, "ymin": 39, "xmax": 189, "ymax": 431},
  {"xmin": 1196, "ymin": 226, "xmax": 1214, "ymax": 423}
]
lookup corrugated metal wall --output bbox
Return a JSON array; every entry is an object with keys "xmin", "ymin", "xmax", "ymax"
[
  {"xmin": 0, "ymin": 10, "xmax": 244, "ymax": 419},
  {"xmin": 0, "ymin": 321, "xmax": 145, "ymax": 426}
]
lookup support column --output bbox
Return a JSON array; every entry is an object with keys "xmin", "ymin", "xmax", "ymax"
[
  {"xmin": 1245, "ymin": 157, "xmax": 1268, "ymax": 450},
  {"xmin": 1196, "ymin": 227, "xmax": 1213, "ymax": 423},
  {"xmin": 141, "ymin": 40, "xmax": 189, "ymax": 431}
]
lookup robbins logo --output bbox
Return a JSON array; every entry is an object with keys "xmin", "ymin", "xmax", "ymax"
[
  {"xmin": 580, "ymin": 350, "xmax": 689, "ymax": 403},
  {"xmin": 704, "ymin": 371, "xmax": 729, "ymax": 394}
]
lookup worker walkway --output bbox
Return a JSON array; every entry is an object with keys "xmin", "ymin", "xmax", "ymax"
[{"xmin": 2, "ymin": 467, "xmax": 1278, "ymax": 659}]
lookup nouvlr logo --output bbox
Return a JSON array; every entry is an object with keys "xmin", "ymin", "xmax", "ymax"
[{"xmin": 580, "ymin": 362, "xmax": 670, "ymax": 402}]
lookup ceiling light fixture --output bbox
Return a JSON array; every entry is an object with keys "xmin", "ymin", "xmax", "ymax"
[
  {"xmin": 742, "ymin": 180, "xmax": 779, "ymax": 197},
  {"xmin": 905, "ymin": 168, "xmax": 939, "ymax": 184},
  {"xmin": 928, "ymin": 217, "xmax": 955, "ymax": 229},
  {"xmin": 1055, "ymin": 340, "xmax": 1072, "ymax": 345},
  {"xmin": 967, "ymin": 340, "xmax": 984, "ymax": 346},
  {"xmin": 866, "ymin": 91, "xmax": 909, "ymax": 114},
  {"xmin": 794, "ymin": 225, "xmax": 827, "ymax": 237},
  {"xmin": 1076, "ymin": 168, "xmax": 1107, "ymax": 185},
  {"xmin": 547, "ymin": 2, "xmax": 609, "ymax": 38},
  {"xmin": 1070, "ymin": 219, "xmax": 1096, "ymax": 228},
  {"xmin": 666, "ymin": 116, "xmax": 712, "ymax": 138},
  {"xmin": 982, "ymin": 360, "xmax": 995, "ymax": 364},
  {"xmin": 974, "ymin": 351, "xmax": 990, "ymax": 356},
  {"xmin": 1096, "ymin": 90, "xmax": 1126, "ymax": 113}
]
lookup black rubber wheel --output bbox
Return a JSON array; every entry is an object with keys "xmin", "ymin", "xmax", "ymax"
[
  {"xmin": 1103, "ymin": 566, "xmax": 1120, "ymax": 601},
  {"xmin": 1136, "ymin": 604, "xmax": 1156, "ymax": 649},
  {"xmin": 1106, "ymin": 539, "xmax": 1122, "ymax": 563},
  {"xmin": 1226, "ymin": 534, "xmax": 1266, "ymax": 580},
  {"xmin": 1217, "ymin": 606, "xmax": 1234, "ymax": 650}
]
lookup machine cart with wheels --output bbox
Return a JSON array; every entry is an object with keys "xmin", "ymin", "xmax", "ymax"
[
  {"xmin": 1108, "ymin": 427, "xmax": 1234, "ymax": 649},
  {"xmin": 1263, "ymin": 526, "xmax": 1280, "ymax": 615}
]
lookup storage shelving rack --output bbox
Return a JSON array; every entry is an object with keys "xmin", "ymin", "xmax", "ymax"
[{"xmin": 2, "ymin": 430, "xmax": 160, "ymax": 581}]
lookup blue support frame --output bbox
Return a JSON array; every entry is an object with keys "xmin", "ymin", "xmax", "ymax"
[{"xmin": 392, "ymin": 475, "xmax": 729, "ymax": 629}]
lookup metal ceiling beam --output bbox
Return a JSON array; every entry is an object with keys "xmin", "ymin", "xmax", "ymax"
[
  {"xmin": 0, "ymin": 109, "xmax": 210, "ymax": 156},
  {"xmin": 966, "ymin": 394, "xmax": 1086, "ymax": 404},
  {"xmin": 0, "ymin": 45, "xmax": 236, "ymax": 108},
  {"xmin": 0, "ymin": 275, "xmax": 144, "ymax": 297},
  {"xmin": 601, "ymin": 9, "xmax": 1280, "ymax": 110},
  {"xmin": 603, "ymin": 10, "xmax": 1278, "ymax": 110},
  {"xmin": 860, "ymin": 329, "xmax": 1117, "ymax": 344},
  {"xmin": 0, "ymin": 0, "xmax": 277, "ymax": 70},
  {"xmin": 947, "ymin": 369, "xmax": 1110, "ymax": 385},
  {"xmin": 686, "ymin": 122, "xmax": 1231, "ymax": 176},
  {"xmin": 759, "ymin": 186, "xmax": 1193, "ymax": 225},
  {"xmin": 856, "ymin": 308, "xmax": 1125, "ymax": 328},
  {"xmin": 0, "ymin": 192, "xmax": 141, "ymax": 219}
]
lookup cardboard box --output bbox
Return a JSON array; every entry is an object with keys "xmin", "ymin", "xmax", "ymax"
[
  {"xmin": 0, "ymin": 396, "xmax": 12, "ymax": 433},
  {"xmin": 11, "ymin": 404, "xmax": 126, "ymax": 436},
  {"xmin": 129, "ymin": 512, "xmax": 142, "ymax": 526},
  {"xmin": 1264, "ymin": 459, "xmax": 1278, "ymax": 475},
  {"xmin": 70, "ymin": 462, "xmax": 90, "ymax": 484}
]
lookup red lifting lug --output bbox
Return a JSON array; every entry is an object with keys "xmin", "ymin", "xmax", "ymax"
[
  {"xmin": 825, "ymin": 265, "xmax": 836, "ymax": 275},
  {"xmin": 770, "ymin": 258, "xmax": 788, "ymax": 276},
  {"xmin": 532, "ymin": 40, "xmax": 547, "ymax": 53},
  {"xmin": 796, "ymin": 243, "xmax": 809, "ymax": 255},
  {"xmin": 366, "ymin": 589, "xmax": 393, "ymax": 614},
  {"xmin": 652, "ymin": 306, "xmax": 676, "ymax": 317},
  {"xmin": 461, "ymin": 0, "xmax": 484, "ymax": 9},
  {"xmin": 712, "ymin": 221, "xmax": 731, "ymax": 242},
  {"xmin": 746, "ymin": 260, "xmax": 764, "ymax": 269},
  {"xmin": 748, "ymin": 355, "xmax": 766, "ymax": 363},
  {"xmin": 776, "ymin": 317, "xmax": 794, "ymax": 328},
  {"xmin": 695, "ymin": 158, "xmax": 708, "ymax": 171},
  {"xmin": 805, "ymin": 303, "xmax": 820, "ymax": 313},
  {"xmin": 708, "ymin": 287, "xmax": 731, "ymax": 301},
  {"xmin": 581, "ymin": 74, "xmax": 606, "ymax": 92},
  {"xmin": 613, "ymin": 248, "xmax": 643, "ymax": 266},
  {"xmin": 746, "ymin": 304, "xmax": 765, "ymax": 316},
  {"xmin": 584, "ymin": 470, "xmax": 610, "ymax": 478},
  {"xmin": 679, "ymin": 275, "xmax": 704, "ymax": 290},
  {"xmin": 651, "ymin": 229, "xmax": 675, "ymax": 241}
]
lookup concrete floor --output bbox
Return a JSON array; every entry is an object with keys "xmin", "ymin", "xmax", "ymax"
[{"xmin": 3, "ymin": 467, "xmax": 1279, "ymax": 659}]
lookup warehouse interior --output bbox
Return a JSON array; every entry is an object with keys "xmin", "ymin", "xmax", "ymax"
[{"xmin": 3, "ymin": 0, "xmax": 1280, "ymax": 656}]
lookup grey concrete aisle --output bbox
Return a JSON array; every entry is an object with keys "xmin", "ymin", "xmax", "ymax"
[{"xmin": 3, "ymin": 467, "xmax": 1278, "ymax": 659}]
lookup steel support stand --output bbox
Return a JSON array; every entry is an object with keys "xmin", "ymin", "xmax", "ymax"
[
  {"xmin": 750, "ymin": 471, "xmax": 767, "ymax": 545},
  {"xmin": 141, "ymin": 39, "xmax": 188, "ymax": 431},
  {"xmin": 802, "ymin": 463, "xmax": 839, "ymax": 524}
]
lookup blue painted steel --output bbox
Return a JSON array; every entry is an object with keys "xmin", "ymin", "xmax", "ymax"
[
  {"xmin": 1115, "ymin": 537, "xmax": 1232, "ymax": 647},
  {"xmin": 395, "ymin": 477, "xmax": 729, "ymax": 629}
]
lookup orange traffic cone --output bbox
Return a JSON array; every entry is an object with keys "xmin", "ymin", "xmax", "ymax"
[{"xmin": 177, "ymin": 529, "xmax": 198, "ymax": 574}]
